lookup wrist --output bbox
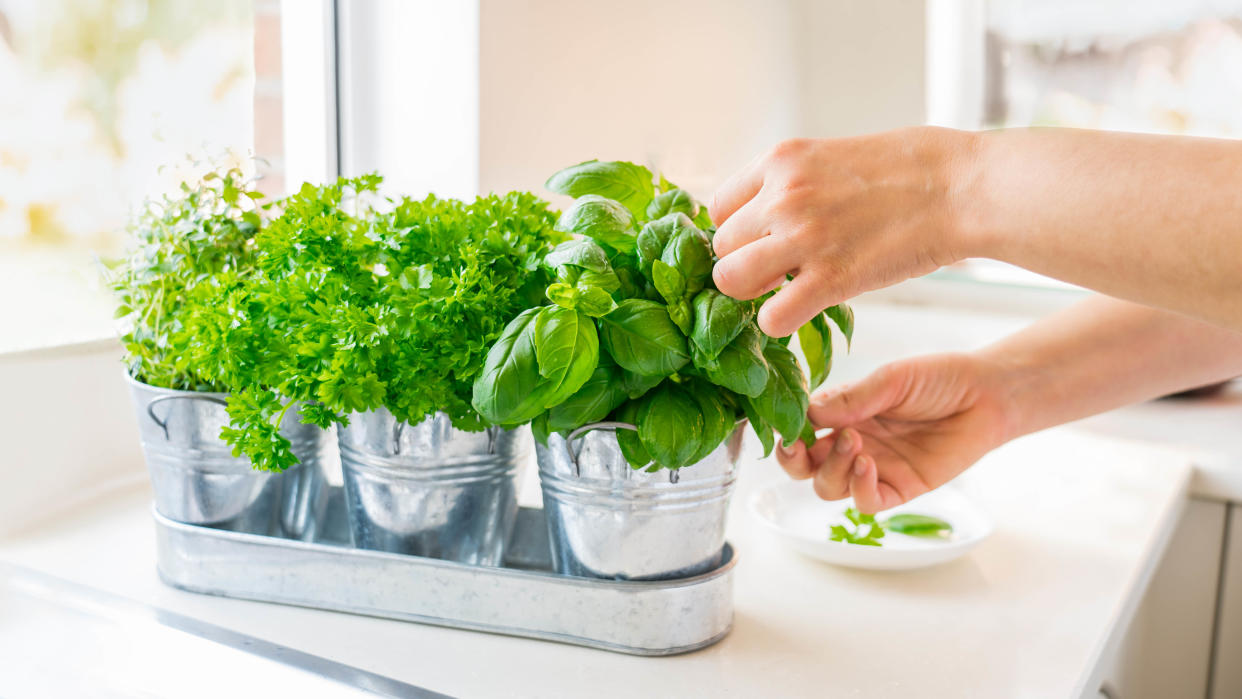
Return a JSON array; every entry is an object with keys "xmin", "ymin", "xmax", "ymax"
[
  {"xmin": 975, "ymin": 343, "xmax": 1047, "ymax": 445},
  {"xmin": 943, "ymin": 128, "xmax": 999, "ymax": 261}
]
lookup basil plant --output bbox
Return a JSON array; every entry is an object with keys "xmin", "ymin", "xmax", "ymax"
[{"xmin": 472, "ymin": 160, "xmax": 853, "ymax": 471}]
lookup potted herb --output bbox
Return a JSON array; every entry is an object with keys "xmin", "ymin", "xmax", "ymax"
[
  {"xmin": 472, "ymin": 160, "xmax": 853, "ymax": 580},
  {"xmin": 196, "ymin": 175, "xmax": 564, "ymax": 564},
  {"xmin": 111, "ymin": 166, "xmax": 333, "ymax": 537}
]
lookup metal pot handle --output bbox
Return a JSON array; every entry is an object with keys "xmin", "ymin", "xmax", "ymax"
[
  {"xmin": 564, "ymin": 421, "xmax": 680, "ymax": 483},
  {"xmin": 146, "ymin": 394, "xmax": 228, "ymax": 441}
]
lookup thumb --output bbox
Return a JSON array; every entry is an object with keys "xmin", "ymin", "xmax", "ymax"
[{"xmin": 808, "ymin": 365, "xmax": 906, "ymax": 428}]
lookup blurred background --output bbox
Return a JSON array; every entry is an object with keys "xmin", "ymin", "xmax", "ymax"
[{"xmin": 2, "ymin": 0, "xmax": 1241, "ymax": 353}]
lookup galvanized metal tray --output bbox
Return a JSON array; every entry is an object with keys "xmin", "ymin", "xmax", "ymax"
[{"xmin": 154, "ymin": 500, "xmax": 736, "ymax": 656}]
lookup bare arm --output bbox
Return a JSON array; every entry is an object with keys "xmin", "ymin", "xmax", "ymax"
[
  {"xmin": 983, "ymin": 294, "xmax": 1242, "ymax": 438},
  {"xmin": 777, "ymin": 295, "xmax": 1242, "ymax": 512},
  {"xmin": 966, "ymin": 129, "xmax": 1242, "ymax": 331},
  {"xmin": 710, "ymin": 127, "xmax": 1242, "ymax": 336}
]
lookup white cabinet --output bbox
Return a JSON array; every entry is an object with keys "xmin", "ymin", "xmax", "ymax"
[
  {"xmin": 1211, "ymin": 504, "xmax": 1242, "ymax": 698},
  {"xmin": 1088, "ymin": 498, "xmax": 1225, "ymax": 699}
]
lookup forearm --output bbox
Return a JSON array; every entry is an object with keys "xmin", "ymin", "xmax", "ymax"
[
  {"xmin": 956, "ymin": 128, "xmax": 1242, "ymax": 331},
  {"xmin": 978, "ymin": 295, "xmax": 1242, "ymax": 440}
]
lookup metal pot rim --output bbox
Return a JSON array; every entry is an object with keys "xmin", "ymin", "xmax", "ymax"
[{"xmin": 123, "ymin": 369, "xmax": 229, "ymax": 400}]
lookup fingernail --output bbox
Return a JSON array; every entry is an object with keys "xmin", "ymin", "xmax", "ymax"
[
  {"xmin": 835, "ymin": 429, "xmax": 853, "ymax": 454},
  {"xmin": 853, "ymin": 454, "xmax": 870, "ymax": 478}
]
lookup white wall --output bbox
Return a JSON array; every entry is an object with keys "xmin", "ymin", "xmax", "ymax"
[
  {"xmin": 329, "ymin": 0, "xmax": 926, "ymax": 203},
  {"xmin": 0, "ymin": 341, "xmax": 145, "ymax": 536},
  {"xmin": 478, "ymin": 0, "xmax": 925, "ymax": 201},
  {"xmin": 338, "ymin": 0, "xmax": 481, "ymax": 200}
]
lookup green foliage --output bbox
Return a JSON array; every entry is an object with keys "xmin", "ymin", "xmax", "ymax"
[
  {"xmin": 829, "ymin": 508, "xmax": 886, "ymax": 546},
  {"xmin": 830, "ymin": 508, "xmax": 955, "ymax": 547},
  {"xmin": 109, "ymin": 164, "xmax": 265, "ymax": 392},
  {"xmin": 181, "ymin": 176, "xmax": 563, "ymax": 470},
  {"xmin": 473, "ymin": 159, "xmax": 856, "ymax": 470},
  {"xmin": 884, "ymin": 513, "xmax": 954, "ymax": 539}
]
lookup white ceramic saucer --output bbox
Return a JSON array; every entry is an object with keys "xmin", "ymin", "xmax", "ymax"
[{"xmin": 749, "ymin": 480, "xmax": 993, "ymax": 571}]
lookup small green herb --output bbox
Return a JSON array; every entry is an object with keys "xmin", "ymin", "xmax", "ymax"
[
  {"xmin": 181, "ymin": 176, "xmax": 564, "ymax": 470},
  {"xmin": 829, "ymin": 508, "xmax": 885, "ymax": 546},
  {"xmin": 108, "ymin": 164, "xmax": 266, "ymax": 392},
  {"xmin": 829, "ymin": 508, "xmax": 954, "ymax": 546},
  {"xmin": 885, "ymin": 513, "xmax": 954, "ymax": 539}
]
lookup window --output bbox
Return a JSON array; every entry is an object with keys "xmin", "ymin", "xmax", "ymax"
[
  {"xmin": 0, "ymin": 0, "xmax": 258, "ymax": 353},
  {"xmin": 926, "ymin": 0, "xmax": 1242, "ymax": 291}
]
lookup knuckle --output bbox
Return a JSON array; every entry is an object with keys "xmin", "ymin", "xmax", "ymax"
[{"xmin": 768, "ymin": 137, "xmax": 810, "ymax": 164}]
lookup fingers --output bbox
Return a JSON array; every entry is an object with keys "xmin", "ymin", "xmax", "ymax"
[
  {"xmin": 708, "ymin": 153, "xmax": 765, "ymax": 227},
  {"xmin": 848, "ymin": 454, "xmax": 904, "ymax": 514},
  {"xmin": 712, "ymin": 234, "xmax": 798, "ymax": 300},
  {"xmin": 774, "ymin": 440, "xmax": 812, "ymax": 479},
  {"xmin": 808, "ymin": 365, "xmax": 906, "ymax": 429},
  {"xmin": 811, "ymin": 427, "xmax": 861, "ymax": 501},
  {"xmin": 711, "ymin": 195, "xmax": 767, "ymax": 259},
  {"xmin": 755, "ymin": 273, "xmax": 831, "ymax": 338},
  {"xmin": 775, "ymin": 432, "xmax": 836, "ymax": 480}
]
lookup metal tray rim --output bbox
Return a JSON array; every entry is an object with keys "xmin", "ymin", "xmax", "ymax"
[
  {"xmin": 156, "ymin": 567, "xmax": 732, "ymax": 657},
  {"xmin": 153, "ymin": 507, "xmax": 737, "ymax": 656},
  {"xmin": 152, "ymin": 508, "xmax": 736, "ymax": 590}
]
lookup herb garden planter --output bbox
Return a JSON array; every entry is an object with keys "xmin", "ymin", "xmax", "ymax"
[
  {"xmin": 337, "ymin": 408, "xmax": 529, "ymax": 565},
  {"xmin": 126, "ymin": 374, "xmax": 333, "ymax": 539},
  {"xmin": 536, "ymin": 422, "xmax": 744, "ymax": 581}
]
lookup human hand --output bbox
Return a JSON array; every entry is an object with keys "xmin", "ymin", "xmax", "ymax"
[
  {"xmin": 709, "ymin": 127, "xmax": 978, "ymax": 337},
  {"xmin": 776, "ymin": 353, "xmax": 1019, "ymax": 513}
]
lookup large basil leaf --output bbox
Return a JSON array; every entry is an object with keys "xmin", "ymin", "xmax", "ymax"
[
  {"xmin": 614, "ymin": 400, "xmax": 652, "ymax": 468},
  {"xmin": 471, "ymin": 308, "xmax": 550, "ymax": 426},
  {"xmin": 545, "ymin": 238, "xmax": 611, "ymax": 272},
  {"xmin": 797, "ymin": 312, "xmax": 833, "ymax": 389},
  {"xmin": 620, "ymin": 366, "xmax": 663, "ymax": 399},
  {"xmin": 661, "ymin": 226, "xmax": 712, "ymax": 295},
  {"xmin": 651, "ymin": 259, "xmax": 686, "ymax": 305},
  {"xmin": 646, "ymin": 188, "xmax": 699, "ymax": 221},
  {"xmin": 548, "ymin": 357, "xmax": 627, "ymax": 431},
  {"xmin": 752, "ymin": 341, "xmax": 810, "ymax": 447},
  {"xmin": 546, "ymin": 160, "xmax": 655, "ymax": 220},
  {"xmin": 699, "ymin": 325, "xmax": 769, "ymax": 397},
  {"xmin": 637, "ymin": 383, "xmax": 704, "ymax": 469},
  {"xmin": 686, "ymin": 380, "xmax": 734, "ymax": 464},
  {"xmin": 738, "ymin": 394, "xmax": 775, "ymax": 457},
  {"xmin": 598, "ymin": 299, "xmax": 689, "ymax": 377},
  {"xmin": 575, "ymin": 287, "xmax": 618, "ymax": 317},
  {"xmin": 531, "ymin": 411, "xmax": 551, "ymax": 446},
  {"xmin": 611, "ymin": 258, "xmax": 645, "ymax": 300},
  {"xmin": 533, "ymin": 306, "xmax": 599, "ymax": 407},
  {"xmin": 690, "ymin": 289, "xmax": 752, "ymax": 359},
  {"xmin": 546, "ymin": 282, "xmax": 617, "ymax": 317},
  {"xmin": 825, "ymin": 303, "xmax": 854, "ymax": 349},
  {"xmin": 578, "ymin": 269, "xmax": 621, "ymax": 293},
  {"xmin": 556, "ymin": 195, "xmax": 637, "ymax": 253},
  {"xmin": 667, "ymin": 298, "xmax": 693, "ymax": 335},
  {"xmin": 635, "ymin": 213, "xmax": 693, "ymax": 279},
  {"xmin": 545, "ymin": 283, "xmax": 578, "ymax": 309}
]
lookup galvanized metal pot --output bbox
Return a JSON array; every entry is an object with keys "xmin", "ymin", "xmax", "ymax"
[
  {"xmin": 125, "ymin": 374, "xmax": 335, "ymax": 539},
  {"xmin": 337, "ymin": 408, "xmax": 528, "ymax": 565},
  {"xmin": 536, "ymin": 422, "xmax": 743, "ymax": 581}
]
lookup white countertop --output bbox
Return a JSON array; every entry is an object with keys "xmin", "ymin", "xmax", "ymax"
[{"xmin": 0, "ymin": 427, "xmax": 1192, "ymax": 698}]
